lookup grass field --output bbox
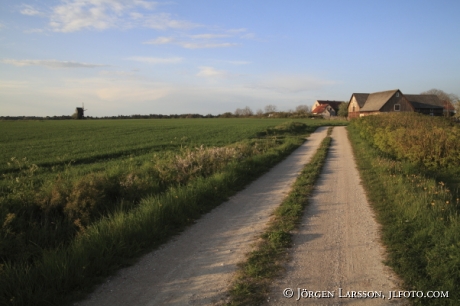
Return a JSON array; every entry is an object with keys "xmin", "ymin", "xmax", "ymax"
[{"xmin": 0, "ymin": 117, "xmax": 347, "ymax": 306}]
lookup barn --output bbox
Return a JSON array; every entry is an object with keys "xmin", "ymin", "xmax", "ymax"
[{"xmin": 347, "ymin": 89, "xmax": 454, "ymax": 118}]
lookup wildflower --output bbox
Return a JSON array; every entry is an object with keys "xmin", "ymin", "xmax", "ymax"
[
  {"xmin": 446, "ymin": 201, "xmax": 450, "ymax": 204},
  {"xmin": 431, "ymin": 201, "xmax": 435, "ymax": 206}
]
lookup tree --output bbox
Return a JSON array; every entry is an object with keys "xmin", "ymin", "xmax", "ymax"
[
  {"xmin": 256, "ymin": 109, "xmax": 264, "ymax": 116},
  {"xmin": 234, "ymin": 108, "xmax": 243, "ymax": 116},
  {"xmin": 220, "ymin": 112, "xmax": 233, "ymax": 118},
  {"xmin": 235, "ymin": 106, "xmax": 253, "ymax": 117},
  {"xmin": 264, "ymin": 104, "xmax": 277, "ymax": 113},
  {"xmin": 242, "ymin": 106, "xmax": 253, "ymax": 116},
  {"xmin": 295, "ymin": 105, "xmax": 309, "ymax": 114},
  {"xmin": 337, "ymin": 102, "xmax": 348, "ymax": 117},
  {"xmin": 421, "ymin": 89, "xmax": 459, "ymax": 117}
]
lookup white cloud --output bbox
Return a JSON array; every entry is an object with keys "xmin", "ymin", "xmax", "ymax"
[
  {"xmin": 20, "ymin": 4, "xmax": 42, "ymax": 16},
  {"xmin": 127, "ymin": 56, "xmax": 183, "ymax": 64},
  {"xmin": 1, "ymin": 59, "xmax": 108, "ymax": 68},
  {"xmin": 47, "ymin": 0, "xmax": 194, "ymax": 32},
  {"xmin": 196, "ymin": 66, "xmax": 229, "ymax": 78}
]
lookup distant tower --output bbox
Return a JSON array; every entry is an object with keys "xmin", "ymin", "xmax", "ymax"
[{"xmin": 74, "ymin": 103, "xmax": 87, "ymax": 119}]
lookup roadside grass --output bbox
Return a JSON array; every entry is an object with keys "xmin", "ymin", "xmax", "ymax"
[
  {"xmin": 227, "ymin": 127, "xmax": 333, "ymax": 306},
  {"xmin": 347, "ymin": 123, "xmax": 460, "ymax": 306},
  {"xmin": 0, "ymin": 122, "xmax": 335, "ymax": 306}
]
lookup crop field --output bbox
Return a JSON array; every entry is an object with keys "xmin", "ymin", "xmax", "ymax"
[
  {"xmin": 0, "ymin": 117, "xmax": 347, "ymax": 306},
  {"xmin": 0, "ymin": 118, "xmax": 307, "ymax": 172}
]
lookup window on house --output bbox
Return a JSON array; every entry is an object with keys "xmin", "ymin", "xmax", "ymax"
[
  {"xmin": 396, "ymin": 92, "xmax": 399, "ymax": 97},
  {"xmin": 394, "ymin": 104, "xmax": 400, "ymax": 111}
]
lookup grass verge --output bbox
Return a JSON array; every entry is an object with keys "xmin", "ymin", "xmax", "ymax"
[
  {"xmin": 347, "ymin": 124, "xmax": 460, "ymax": 306},
  {"xmin": 227, "ymin": 127, "xmax": 333, "ymax": 305}
]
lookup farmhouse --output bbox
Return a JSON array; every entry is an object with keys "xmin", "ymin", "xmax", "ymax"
[
  {"xmin": 311, "ymin": 100, "xmax": 343, "ymax": 117},
  {"xmin": 311, "ymin": 104, "xmax": 336, "ymax": 117},
  {"xmin": 347, "ymin": 89, "xmax": 454, "ymax": 118}
]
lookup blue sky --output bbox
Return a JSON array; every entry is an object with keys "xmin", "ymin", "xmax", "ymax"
[{"xmin": 1, "ymin": 0, "xmax": 459, "ymax": 117}]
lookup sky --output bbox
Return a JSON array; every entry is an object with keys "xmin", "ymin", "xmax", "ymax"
[{"xmin": 1, "ymin": 0, "xmax": 460, "ymax": 117}]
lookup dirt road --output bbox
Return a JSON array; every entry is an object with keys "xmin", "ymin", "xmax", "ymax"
[
  {"xmin": 267, "ymin": 126, "xmax": 404, "ymax": 305},
  {"xmin": 77, "ymin": 127, "xmax": 329, "ymax": 306}
]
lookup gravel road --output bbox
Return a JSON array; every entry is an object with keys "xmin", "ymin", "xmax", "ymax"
[
  {"xmin": 267, "ymin": 126, "xmax": 405, "ymax": 305},
  {"xmin": 77, "ymin": 127, "xmax": 329, "ymax": 306}
]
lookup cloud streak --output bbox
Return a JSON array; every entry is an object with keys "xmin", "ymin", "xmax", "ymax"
[
  {"xmin": 127, "ymin": 56, "xmax": 183, "ymax": 64},
  {"xmin": 1, "ymin": 59, "xmax": 108, "ymax": 68},
  {"xmin": 196, "ymin": 66, "xmax": 230, "ymax": 78},
  {"xmin": 143, "ymin": 29, "xmax": 248, "ymax": 49},
  {"xmin": 144, "ymin": 37, "xmax": 238, "ymax": 49}
]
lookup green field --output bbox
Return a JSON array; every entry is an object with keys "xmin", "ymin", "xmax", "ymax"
[
  {"xmin": 0, "ymin": 118, "xmax": 306, "ymax": 172},
  {"xmin": 0, "ymin": 117, "xmax": 347, "ymax": 306}
]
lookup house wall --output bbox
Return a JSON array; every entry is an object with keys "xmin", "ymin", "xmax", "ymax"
[
  {"xmin": 327, "ymin": 106, "xmax": 336, "ymax": 117},
  {"xmin": 347, "ymin": 96, "xmax": 361, "ymax": 119},
  {"xmin": 414, "ymin": 108, "xmax": 444, "ymax": 116},
  {"xmin": 380, "ymin": 93, "xmax": 413, "ymax": 112}
]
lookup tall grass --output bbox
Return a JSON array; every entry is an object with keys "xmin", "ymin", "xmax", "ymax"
[
  {"xmin": 348, "ymin": 121, "xmax": 460, "ymax": 305},
  {"xmin": 0, "ymin": 121, "xmax": 333, "ymax": 306}
]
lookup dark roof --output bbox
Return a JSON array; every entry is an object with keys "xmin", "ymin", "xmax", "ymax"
[
  {"xmin": 360, "ymin": 89, "xmax": 399, "ymax": 112},
  {"xmin": 351, "ymin": 93, "xmax": 370, "ymax": 108},
  {"xmin": 406, "ymin": 94, "xmax": 455, "ymax": 110},
  {"xmin": 315, "ymin": 100, "xmax": 343, "ymax": 112}
]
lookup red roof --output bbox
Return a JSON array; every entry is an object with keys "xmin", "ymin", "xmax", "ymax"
[
  {"xmin": 312, "ymin": 105, "xmax": 329, "ymax": 114},
  {"xmin": 315, "ymin": 100, "xmax": 343, "ymax": 112}
]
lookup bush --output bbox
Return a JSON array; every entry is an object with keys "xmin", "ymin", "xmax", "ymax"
[{"xmin": 350, "ymin": 113, "xmax": 460, "ymax": 169}]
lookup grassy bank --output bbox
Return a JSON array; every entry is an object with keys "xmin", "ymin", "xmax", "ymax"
[
  {"xmin": 228, "ymin": 127, "xmax": 333, "ymax": 305},
  {"xmin": 347, "ymin": 122, "xmax": 460, "ymax": 306},
  {"xmin": 0, "ymin": 121, "xmax": 345, "ymax": 306}
]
